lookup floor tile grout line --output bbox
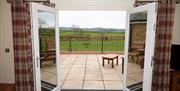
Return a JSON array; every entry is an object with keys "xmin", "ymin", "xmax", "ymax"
[
  {"xmin": 62, "ymin": 54, "xmax": 68, "ymax": 60},
  {"xmin": 113, "ymin": 55, "xmax": 124, "ymax": 89},
  {"xmin": 96, "ymin": 54, "xmax": 105, "ymax": 90},
  {"xmin": 114, "ymin": 55, "xmax": 124, "ymax": 81},
  {"xmin": 120, "ymin": 56, "xmax": 144, "ymax": 87},
  {"xmin": 98, "ymin": 54, "xmax": 124, "ymax": 90},
  {"xmin": 41, "ymin": 54, "xmax": 70, "ymax": 87},
  {"xmin": 47, "ymin": 54, "xmax": 64, "ymax": 73},
  {"xmin": 59, "ymin": 54, "xmax": 130, "ymax": 89},
  {"xmin": 60, "ymin": 54, "xmax": 79, "ymax": 88},
  {"xmin": 60, "ymin": 54, "xmax": 70, "ymax": 63},
  {"xmin": 43, "ymin": 54, "xmax": 142, "ymax": 89},
  {"xmin": 82, "ymin": 54, "xmax": 88, "ymax": 89},
  {"xmin": 114, "ymin": 63, "xmax": 124, "ymax": 89}
]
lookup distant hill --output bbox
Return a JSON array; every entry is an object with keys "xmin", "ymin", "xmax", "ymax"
[{"xmin": 59, "ymin": 27, "xmax": 125, "ymax": 32}]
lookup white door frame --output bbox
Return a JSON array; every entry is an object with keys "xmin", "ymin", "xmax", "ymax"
[
  {"xmin": 123, "ymin": 3, "xmax": 157, "ymax": 91},
  {"xmin": 30, "ymin": 2, "xmax": 60, "ymax": 91}
]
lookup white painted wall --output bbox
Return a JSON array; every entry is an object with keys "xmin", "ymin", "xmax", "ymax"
[
  {"xmin": 0, "ymin": 0, "xmax": 15, "ymax": 83},
  {"xmin": 54, "ymin": 0, "xmax": 134, "ymax": 10},
  {"xmin": 173, "ymin": 4, "xmax": 180, "ymax": 44}
]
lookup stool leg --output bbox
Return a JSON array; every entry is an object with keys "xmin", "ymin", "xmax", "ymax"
[
  {"xmin": 112, "ymin": 60, "xmax": 114, "ymax": 68},
  {"xmin": 108, "ymin": 60, "xmax": 110, "ymax": 64},
  {"xmin": 102, "ymin": 58, "xmax": 104, "ymax": 67},
  {"xmin": 116, "ymin": 57, "xmax": 118, "ymax": 65},
  {"xmin": 122, "ymin": 57, "xmax": 124, "ymax": 74}
]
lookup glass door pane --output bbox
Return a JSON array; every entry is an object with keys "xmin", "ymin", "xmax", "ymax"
[
  {"xmin": 127, "ymin": 11, "xmax": 147, "ymax": 90},
  {"xmin": 38, "ymin": 11, "xmax": 57, "ymax": 90},
  {"xmin": 124, "ymin": 3, "xmax": 157, "ymax": 91},
  {"xmin": 31, "ymin": 2, "xmax": 60, "ymax": 91}
]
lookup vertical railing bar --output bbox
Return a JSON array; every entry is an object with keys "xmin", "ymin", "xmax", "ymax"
[
  {"xmin": 101, "ymin": 36, "xmax": 103, "ymax": 53},
  {"xmin": 60, "ymin": 35, "xmax": 125, "ymax": 53},
  {"xmin": 69, "ymin": 36, "xmax": 72, "ymax": 52}
]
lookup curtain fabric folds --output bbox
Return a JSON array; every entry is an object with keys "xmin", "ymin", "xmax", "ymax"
[
  {"xmin": 152, "ymin": 0, "xmax": 176, "ymax": 91},
  {"xmin": 11, "ymin": 0, "xmax": 34, "ymax": 91}
]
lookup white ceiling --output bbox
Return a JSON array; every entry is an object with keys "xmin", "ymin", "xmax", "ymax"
[{"xmin": 51, "ymin": 0, "xmax": 135, "ymax": 10}]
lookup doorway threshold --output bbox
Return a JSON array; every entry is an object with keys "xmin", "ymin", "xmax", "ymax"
[
  {"xmin": 61, "ymin": 89, "xmax": 122, "ymax": 91},
  {"xmin": 127, "ymin": 82, "xmax": 142, "ymax": 91}
]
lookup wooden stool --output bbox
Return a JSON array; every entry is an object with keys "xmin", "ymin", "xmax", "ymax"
[{"xmin": 102, "ymin": 55, "xmax": 118, "ymax": 68}]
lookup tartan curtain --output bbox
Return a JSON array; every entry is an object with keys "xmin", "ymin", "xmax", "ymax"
[
  {"xmin": 152, "ymin": 0, "xmax": 176, "ymax": 91},
  {"xmin": 11, "ymin": 0, "xmax": 34, "ymax": 91}
]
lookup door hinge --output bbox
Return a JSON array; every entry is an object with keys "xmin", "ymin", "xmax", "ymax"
[
  {"xmin": 36, "ymin": 56, "xmax": 39, "ymax": 68},
  {"xmin": 153, "ymin": 23, "xmax": 156, "ymax": 31},
  {"xmin": 155, "ymin": 3, "xmax": 158, "ymax": 13}
]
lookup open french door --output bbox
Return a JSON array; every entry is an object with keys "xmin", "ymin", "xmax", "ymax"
[
  {"xmin": 31, "ymin": 2, "xmax": 60, "ymax": 91},
  {"xmin": 123, "ymin": 3, "xmax": 157, "ymax": 91}
]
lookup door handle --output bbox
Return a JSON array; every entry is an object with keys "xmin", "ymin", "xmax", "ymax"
[{"xmin": 36, "ymin": 56, "xmax": 40, "ymax": 68}]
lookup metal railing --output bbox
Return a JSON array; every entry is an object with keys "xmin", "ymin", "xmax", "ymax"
[{"xmin": 60, "ymin": 36, "xmax": 125, "ymax": 53}]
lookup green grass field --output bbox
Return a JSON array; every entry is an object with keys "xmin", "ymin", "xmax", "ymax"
[
  {"xmin": 40, "ymin": 29, "xmax": 125, "ymax": 52},
  {"xmin": 60, "ymin": 40, "xmax": 124, "ymax": 52},
  {"xmin": 60, "ymin": 31, "xmax": 125, "ymax": 37}
]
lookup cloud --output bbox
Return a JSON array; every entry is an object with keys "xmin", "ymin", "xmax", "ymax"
[{"xmin": 59, "ymin": 11, "xmax": 126, "ymax": 29}]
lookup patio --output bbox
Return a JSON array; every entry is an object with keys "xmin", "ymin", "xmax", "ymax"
[{"xmin": 41, "ymin": 54, "xmax": 143, "ymax": 90}]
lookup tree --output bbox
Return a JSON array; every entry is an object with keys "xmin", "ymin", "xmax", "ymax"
[
  {"xmin": 72, "ymin": 25, "xmax": 82, "ymax": 36},
  {"xmin": 38, "ymin": 18, "xmax": 48, "ymax": 28}
]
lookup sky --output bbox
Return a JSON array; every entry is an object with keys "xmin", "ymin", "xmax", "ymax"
[
  {"xmin": 38, "ymin": 12, "xmax": 55, "ymax": 28},
  {"xmin": 59, "ymin": 11, "xmax": 126, "ymax": 29}
]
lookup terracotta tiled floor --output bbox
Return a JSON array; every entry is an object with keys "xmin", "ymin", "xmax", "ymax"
[{"xmin": 41, "ymin": 54, "xmax": 143, "ymax": 90}]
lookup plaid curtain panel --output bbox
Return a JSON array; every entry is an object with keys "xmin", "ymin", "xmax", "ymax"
[
  {"xmin": 11, "ymin": 0, "xmax": 34, "ymax": 91},
  {"xmin": 152, "ymin": 0, "xmax": 176, "ymax": 91}
]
